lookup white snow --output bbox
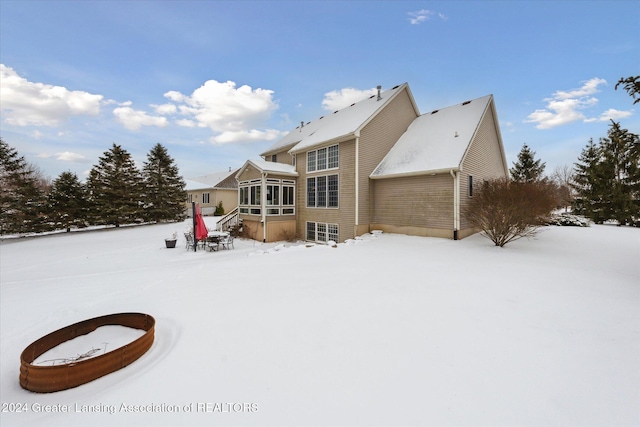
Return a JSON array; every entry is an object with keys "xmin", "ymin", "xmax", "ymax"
[
  {"xmin": 33, "ymin": 325, "xmax": 146, "ymax": 366},
  {"xmin": 1, "ymin": 222, "xmax": 638, "ymax": 426},
  {"xmin": 264, "ymin": 84, "xmax": 408, "ymax": 155},
  {"xmin": 372, "ymin": 95, "xmax": 492, "ymax": 178}
]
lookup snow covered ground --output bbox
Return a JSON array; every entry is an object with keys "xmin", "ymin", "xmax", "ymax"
[{"xmin": 1, "ymin": 221, "xmax": 638, "ymax": 426}]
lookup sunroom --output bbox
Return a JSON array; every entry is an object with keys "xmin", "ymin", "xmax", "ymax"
[{"xmin": 235, "ymin": 159, "xmax": 298, "ymax": 242}]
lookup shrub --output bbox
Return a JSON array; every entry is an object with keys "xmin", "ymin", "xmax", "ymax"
[
  {"xmin": 463, "ymin": 178, "xmax": 559, "ymax": 247},
  {"xmin": 546, "ymin": 213, "xmax": 590, "ymax": 227},
  {"xmin": 214, "ymin": 201, "xmax": 224, "ymax": 216}
]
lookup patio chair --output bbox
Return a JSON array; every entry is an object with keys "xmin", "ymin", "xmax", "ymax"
[
  {"xmin": 184, "ymin": 232, "xmax": 194, "ymax": 250},
  {"xmin": 220, "ymin": 235, "xmax": 234, "ymax": 250}
]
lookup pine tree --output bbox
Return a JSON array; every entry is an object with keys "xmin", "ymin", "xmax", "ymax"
[
  {"xmin": 48, "ymin": 171, "xmax": 88, "ymax": 232},
  {"xmin": 572, "ymin": 138, "xmax": 607, "ymax": 222},
  {"xmin": 141, "ymin": 143, "xmax": 186, "ymax": 222},
  {"xmin": 86, "ymin": 144, "xmax": 144, "ymax": 227},
  {"xmin": 0, "ymin": 138, "xmax": 46, "ymax": 234},
  {"xmin": 510, "ymin": 143, "xmax": 546, "ymax": 182},
  {"xmin": 599, "ymin": 121, "xmax": 640, "ymax": 225},
  {"xmin": 615, "ymin": 76, "xmax": 640, "ymax": 105}
]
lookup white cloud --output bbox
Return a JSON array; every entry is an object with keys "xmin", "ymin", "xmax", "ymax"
[
  {"xmin": 407, "ymin": 9, "xmax": 446, "ymax": 25},
  {"xmin": 176, "ymin": 119, "xmax": 197, "ymax": 128},
  {"xmin": 322, "ymin": 87, "xmax": 377, "ymax": 111},
  {"xmin": 210, "ymin": 129, "xmax": 283, "ymax": 145},
  {"xmin": 113, "ymin": 106, "xmax": 169, "ymax": 131},
  {"xmin": 525, "ymin": 78, "xmax": 625, "ymax": 129},
  {"xmin": 0, "ymin": 64, "xmax": 103, "ymax": 127},
  {"xmin": 595, "ymin": 108, "xmax": 633, "ymax": 122},
  {"xmin": 56, "ymin": 151, "xmax": 89, "ymax": 163},
  {"xmin": 164, "ymin": 79, "xmax": 280, "ymax": 144},
  {"xmin": 152, "ymin": 103, "xmax": 177, "ymax": 115}
]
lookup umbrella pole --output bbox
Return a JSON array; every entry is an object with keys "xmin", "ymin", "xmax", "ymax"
[{"xmin": 192, "ymin": 201, "xmax": 197, "ymax": 252}]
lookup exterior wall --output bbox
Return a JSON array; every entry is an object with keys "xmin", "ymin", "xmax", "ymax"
[
  {"xmin": 371, "ymin": 174, "xmax": 454, "ymax": 236},
  {"xmin": 185, "ymin": 188, "xmax": 237, "ymax": 216},
  {"xmin": 296, "ymin": 140, "xmax": 356, "ymax": 243},
  {"xmin": 458, "ymin": 104, "xmax": 508, "ymax": 232},
  {"xmin": 237, "ymin": 165, "xmax": 263, "ymax": 182},
  {"xmin": 214, "ymin": 188, "xmax": 238, "ymax": 214},
  {"xmin": 240, "ymin": 219, "xmax": 264, "ymax": 242},
  {"xmin": 265, "ymin": 219, "xmax": 296, "ymax": 242},
  {"xmin": 358, "ymin": 88, "xmax": 419, "ymax": 231},
  {"xmin": 266, "ymin": 150, "xmax": 294, "ymax": 166}
]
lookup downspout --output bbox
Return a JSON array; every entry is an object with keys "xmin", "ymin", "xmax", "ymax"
[
  {"xmin": 355, "ymin": 135, "xmax": 360, "ymax": 228},
  {"xmin": 261, "ymin": 172, "xmax": 267, "ymax": 242},
  {"xmin": 450, "ymin": 170, "xmax": 459, "ymax": 240}
]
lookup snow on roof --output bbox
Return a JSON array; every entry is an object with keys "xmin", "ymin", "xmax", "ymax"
[
  {"xmin": 371, "ymin": 95, "xmax": 493, "ymax": 178},
  {"xmin": 262, "ymin": 84, "xmax": 410, "ymax": 156},
  {"xmin": 238, "ymin": 159, "xmax": 298, "ymax": 177},
  {"xmin": 185, "ymin": 169, "xmax": 236, "ymax": 190}
]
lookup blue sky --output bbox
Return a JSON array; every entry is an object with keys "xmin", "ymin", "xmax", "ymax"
[{"xmin": 1, "ymin": 0, "xmax": 638, "ymax": 180}]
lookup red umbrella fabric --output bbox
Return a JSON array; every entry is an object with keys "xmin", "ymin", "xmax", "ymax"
[{"xmin": 194, "ymin": 204, "xmax": 209, "ymax": 241}]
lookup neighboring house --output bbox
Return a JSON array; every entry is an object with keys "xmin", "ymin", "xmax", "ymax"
[
  {"xmin": 235, "ymin": 83, "xmax": 508, "ymax": 243},
  {"xmin": 185, "ymin": 169, "xmax": 239, "ymax": 216}
]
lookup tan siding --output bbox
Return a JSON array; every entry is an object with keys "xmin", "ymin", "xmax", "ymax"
[
  {"xmin": 358, "ymin": 88, "xmax": 418, "ymax": 227},
  {"xmin": 213, "ymin": 188, "xmax": 238, "ymax": 213},
  {"xmin": 296, "ymin": 140, "xmax": 356, "ymax": 242},
  {"xmin": 265, "ymin": 220, "xmax": 296, "ymax": 242},
  {"xmin": 237, "ymin": 166, "xmax": 262, "ymax": 182},
  {"xmin": 372, "ymin": 174, "xmax": 454, "ymax": 231},
  {"xmin": 459, "ymin": 105, "xmax": 508, "ymax": 231},
  {"xmin": 266, "ymin": 150, "xmax": 294, "ymax": 166}
]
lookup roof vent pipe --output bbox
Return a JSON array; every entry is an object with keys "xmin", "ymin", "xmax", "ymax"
[
  {"xmin": 300, "ymin": 121, "xmax": 304, "ymax": 132},
  {"xmin": 376, "ymin": 85, "xmax": 382, "ymax": 101}
]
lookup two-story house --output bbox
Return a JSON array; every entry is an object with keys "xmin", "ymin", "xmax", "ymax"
[{"xmin": 235, "ymin": 83, "xmax": 508, "ymax": 243}]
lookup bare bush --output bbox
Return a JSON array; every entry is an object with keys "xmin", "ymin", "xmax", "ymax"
[{"xmin": 463, "ymin": 178, "xmax": 559, "ymax": 247}]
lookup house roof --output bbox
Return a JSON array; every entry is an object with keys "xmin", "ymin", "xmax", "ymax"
[
  {"xmin": 185, "ymin": 169, "xmax": 239, "ymax": 190},
  {"xmin": 261, "ymin": 83, "xmax": 418, "ymax": 156},
  {"xmin": 370, "ymin": 95, "xmax": 495, "ymax": 178},
  {"xmin": 235, "ymin": 159, "xmax": 298, "ymax": 180}
]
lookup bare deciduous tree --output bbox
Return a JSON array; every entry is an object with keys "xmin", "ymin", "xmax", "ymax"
[
  {"xmin": 463, "ymin": 178, "xmax": 559, "ymax": 247},
  {"xmin": 551, "ymin": 164, "xmax": 575, "ymax": 212}
]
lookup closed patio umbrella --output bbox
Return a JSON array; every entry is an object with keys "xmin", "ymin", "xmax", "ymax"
[{"xmin": 195, "ymin": 204, "xmax": 208, "ymax": 241}]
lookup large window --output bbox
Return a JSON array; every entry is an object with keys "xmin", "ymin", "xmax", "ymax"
[
  {"xmin": 239, "ymin": 179, "xmax": 295, "ymax": 216},
  {"xmin": 202, "ymin": 193, "xmax": 210, "ymax": 204},
  {"xmin": 307, "ymin": 175, "xmax": 338, "ymax": 208},
  {"xmin": 307, "ymin": 222, "xmax": 339, "ymax": 243},
  {"xmin": 307, "ymin": 144, "xmax": 338, "ymax": 173}
]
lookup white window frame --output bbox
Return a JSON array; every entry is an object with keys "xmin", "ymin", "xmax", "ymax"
[
  {"xmin": 306, "ymin": 174, "xmax": 338, "ymax": 208},
  {"xmin": 306, "ymin": 221, "xmax": 339, "ymax": 243},
  {"xmin": 307, "ymin": 144, "xmax": 339, "ymax": 173}
]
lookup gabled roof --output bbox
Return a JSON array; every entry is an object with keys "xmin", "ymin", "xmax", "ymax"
[
  {"xmin": 370, "ymin": 95, "xmax": 496, "ymax": 178},
  {"xmin": 185, "ymin": 169, "xmax": 239, "ymax": 190},
  {"xmin": 261, "ymin": 83, "xmax": 419, "ymax": 156},
  {"xmin": 235, "ymin": 159, "xmax": 298, "ymax": 180}
]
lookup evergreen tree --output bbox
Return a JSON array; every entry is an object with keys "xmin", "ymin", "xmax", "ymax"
[
  {"xmin": 86, "ymin": 144, "xmax": 144, "ymax": 227},
  {"xmin": 0, "ymin": 138, "xmax": 46, "ymax": 234},
  {"xmin": 573, "ymin": 122, "xmax": 640, "ymax": 225},
  {"xmin": 141, "ymin": 143, "xmax": 186, "ymax": 222},
  {"xmin": 599, "ymin": 121, "xmax": 640, "ymax": 225},
  {"xmin": 615, "ymin": 76, "xmax": 640, "ymax": 105},
  {"xmin": 572, "ymin": 138, "xmax": 607, "ymax": 222},
  {"xmin": 510, "ymin": 143, "xmax": 546, "ymax": 182},
  {"xmin": 48, "ymin": 171, "xmax": 88, "ymax": 232}
]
